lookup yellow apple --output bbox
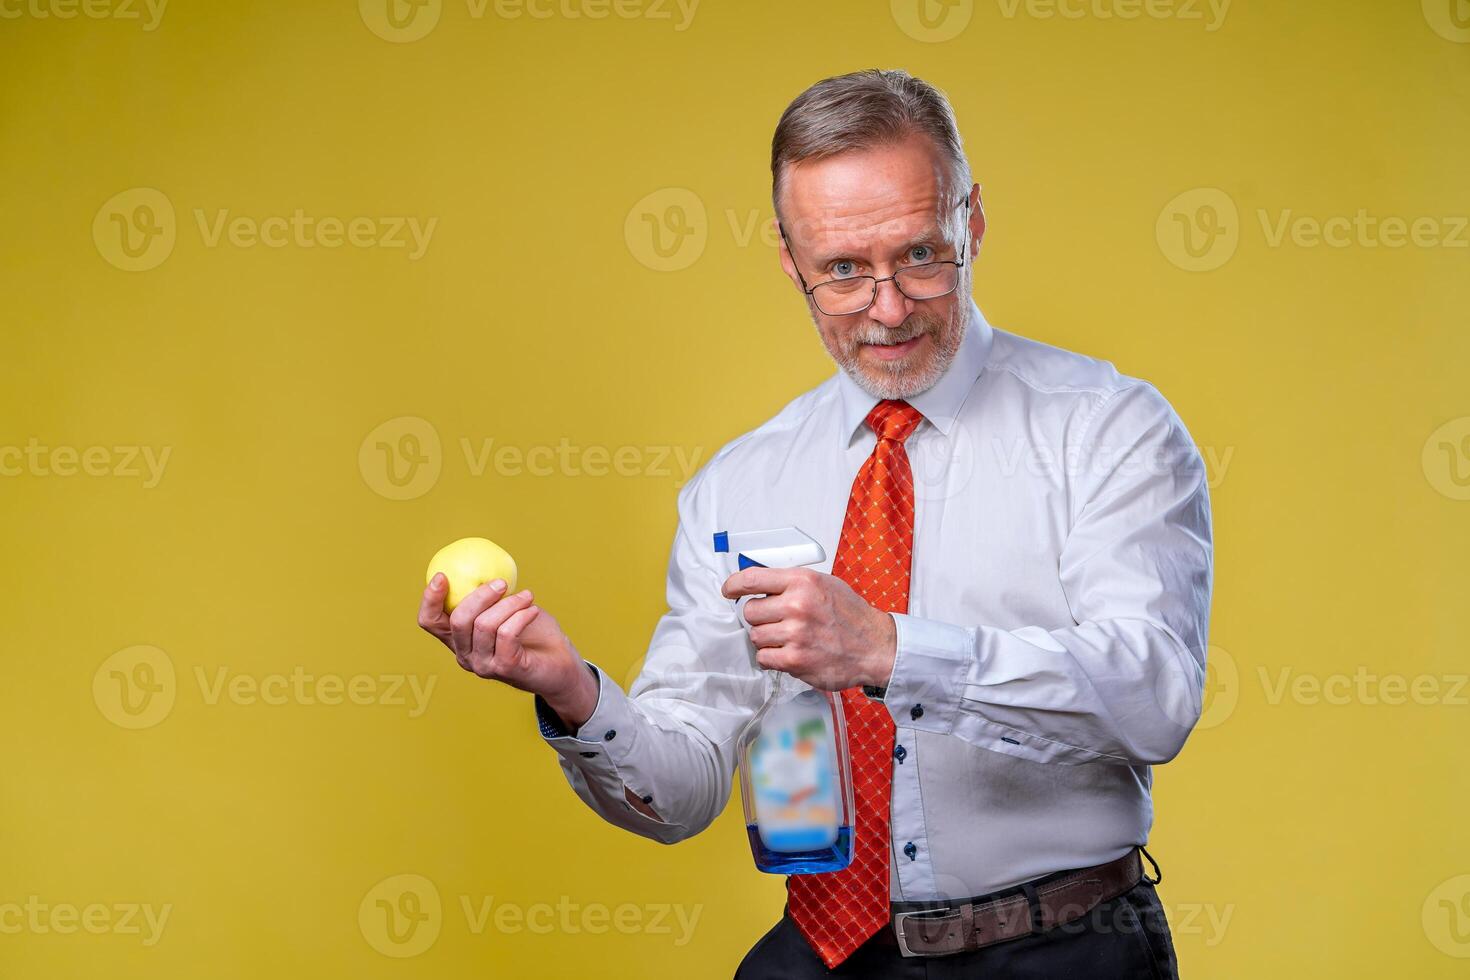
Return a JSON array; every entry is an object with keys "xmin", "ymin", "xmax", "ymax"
[{"xmin": 425, "ymin": 537, "xmax": 518, "ymax": 612}]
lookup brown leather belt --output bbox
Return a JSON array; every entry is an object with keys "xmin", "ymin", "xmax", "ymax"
[{"xmin": 872, "ymin": 847, "xmax": 1146, "ymax": 958}]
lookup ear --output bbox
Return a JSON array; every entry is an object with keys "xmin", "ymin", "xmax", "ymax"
[{"xmin": 967, "ymin": 183, "xmax": 987, "ymax": 255}]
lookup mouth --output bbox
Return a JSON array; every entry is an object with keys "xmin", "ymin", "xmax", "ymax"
[{"xmin": 861, "ymin": 333, "xmax": 925, "ymax": 361}]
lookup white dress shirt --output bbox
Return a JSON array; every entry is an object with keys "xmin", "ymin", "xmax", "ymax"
[{"xmin": 536, "ymin": 300, "xmax": 1213, "ymax": 903}]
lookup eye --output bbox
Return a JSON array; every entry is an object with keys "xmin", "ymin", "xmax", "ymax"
[
  {"xmin": 908, "ymin": 245, "xmax": 934, "ymax": 263},
  {"xmin": 831, "ymin": 260, "xmax": 858, "ymax": 278}
]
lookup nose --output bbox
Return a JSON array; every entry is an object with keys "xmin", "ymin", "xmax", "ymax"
[{"xmin": 867, "ymin": 277, "xmax": 912, "ymax": 329}]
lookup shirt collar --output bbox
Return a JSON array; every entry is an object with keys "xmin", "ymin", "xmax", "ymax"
[{"xmin": 836, "ymin": 298, "xmax": 994, "ymax": 448}]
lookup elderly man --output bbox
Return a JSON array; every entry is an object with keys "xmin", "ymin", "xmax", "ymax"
[{"xmin": 417, "ymin": 69, "xmax": 1211, "ymax": 978}]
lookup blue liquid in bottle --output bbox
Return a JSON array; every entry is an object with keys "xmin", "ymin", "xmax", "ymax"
[{"xmin": 747, "ymin": 824, "xmax": 853, "ymax": 875}]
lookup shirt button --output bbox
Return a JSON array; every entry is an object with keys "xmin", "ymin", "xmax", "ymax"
[
  {"xmin": 603, "ymin": 730, "xmax": 617, "ymax": 741},
  {"xmin": 893, "ymin": 744, "xmax": 907, "ymax": 763},
  {"xmin": 640, "ymin": 794, "xmax": 653, "ymax": 804},
  {"xmin": 910, "ymin": 704, "xmax": 924, "ymax": 720},
  {"xmin": 579, "ymin": 751, "xmax": 597, "ymax": 758},
  {"xmin": 903, "ymin": 842, "xmax": 918, "ymax": 861}
]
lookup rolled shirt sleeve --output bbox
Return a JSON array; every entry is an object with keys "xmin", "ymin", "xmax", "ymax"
[{"xmin": 878, "ymin": 381, "xmax": 1214, "ymax": 766}]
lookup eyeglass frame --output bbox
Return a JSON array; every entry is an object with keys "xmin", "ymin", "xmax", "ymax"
[{"xmin": 777, "ymin": 196, "xmax": 973, "ymax": 316}]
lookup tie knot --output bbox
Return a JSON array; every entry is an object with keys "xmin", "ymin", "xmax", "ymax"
[{"xmin": 865, "ymin": 399, "xmax": 924, "ymax": 444}]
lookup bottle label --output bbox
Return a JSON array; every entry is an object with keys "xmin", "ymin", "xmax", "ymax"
[{"xmin": 749, "ymin": 704, "xmax": 841, "ymax": 853}]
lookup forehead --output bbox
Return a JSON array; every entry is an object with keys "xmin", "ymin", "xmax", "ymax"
[{"xmin": 780, "ymin": 135, "xmax": 947, "ymax": 254}]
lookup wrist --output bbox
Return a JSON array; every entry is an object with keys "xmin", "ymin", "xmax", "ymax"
[
  {"xmin": 542, "ymin": 660, "xmax": 599, "ymax": 731},
  {"xmin": 863, "ymin": 609, "xmax": 898, "ymax": 688}
]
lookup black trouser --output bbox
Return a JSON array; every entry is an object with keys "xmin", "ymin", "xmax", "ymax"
[{"xmin": 734, "ymin": 878, "xmax": 1180, "ymax": 979}]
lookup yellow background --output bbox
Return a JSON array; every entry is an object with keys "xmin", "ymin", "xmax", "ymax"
[{"xmin": 2, "ymin": 0, "xmax": 1468, "ymax": 976}]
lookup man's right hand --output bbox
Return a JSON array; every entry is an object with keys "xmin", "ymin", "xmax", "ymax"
[{"xmin": 416, "ymin": 574, "xmax": 599, "ymax": 730}]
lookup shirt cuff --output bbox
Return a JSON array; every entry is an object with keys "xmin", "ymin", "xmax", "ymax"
[
  {"xmin": 534, "ymin": 662, "xmax": 601, "ymax": 739},
  {"xmin": 881, "ymin": 612, "xmax": 976, "ymax": 736},
  {"xmin": 534, "ymin": 661, "xmax": 655, "ymax": 805}
]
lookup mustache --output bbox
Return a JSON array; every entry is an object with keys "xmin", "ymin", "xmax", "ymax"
[{"xmin": 849, "ymin": 318, "xmax": 934, "ymax": 347}]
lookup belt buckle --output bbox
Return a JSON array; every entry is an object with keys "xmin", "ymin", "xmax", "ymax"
[{"xmin": 892, "ymin": 907, "xmax": 952, "ymax": 958}]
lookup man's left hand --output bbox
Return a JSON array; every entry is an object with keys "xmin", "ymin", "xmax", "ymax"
[{"xmin": 721, "ymin": 567, "xmax": 896, "ymax": 691}]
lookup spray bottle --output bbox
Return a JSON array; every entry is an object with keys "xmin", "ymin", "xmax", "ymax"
[{"xmin": 715, "ymin": 527, "xmax": 856, "ymax": 875}]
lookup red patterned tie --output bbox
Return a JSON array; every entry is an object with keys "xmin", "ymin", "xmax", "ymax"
[{"xmin": 787, "ymin": 398, "xmax": 925, "ymax": 969}]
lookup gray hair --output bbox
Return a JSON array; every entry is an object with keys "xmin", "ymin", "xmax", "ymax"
[{"xmin": 770, "ymin": 69, "xmax": 972, "ymax": 238}]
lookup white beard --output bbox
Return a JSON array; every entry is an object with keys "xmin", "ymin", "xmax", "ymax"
[{"xmin": 819, "ymin": 293, "xmax": 971, "ymax": 400}]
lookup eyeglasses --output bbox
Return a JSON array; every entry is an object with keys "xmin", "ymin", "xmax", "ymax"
[{"xmin": 778, "ymin": 198, "xmax": 971, "ymax": 316}]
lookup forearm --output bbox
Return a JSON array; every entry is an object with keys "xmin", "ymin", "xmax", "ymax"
[{"xmin": 879, "ymin": 612, "xmax": 1206, "ymax": 766}]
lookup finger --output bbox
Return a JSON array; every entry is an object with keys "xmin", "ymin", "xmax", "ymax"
[
  {"xmin": 721, "ymin": 566, "xmax": 801, "ymax": 600},
  {"xmin": 469, "ymin": 589, "xmax": 535, "ymax": 662},
  {"xmin": 474, "ymin": 605, "xmax": 542, "ymax": 678},
  {"xmin": 449, "ymin": 578, "xmax": 511, "ymax": 657},
  {"xmin": 748, "ymin": 621, "xmax": 795, "ymax": 650},
  {"xmin": 418, "ymin": 574, "xmax": 452, "ymax": 636},
  {"xmin": 740, "ymin": 594, "xmax": 785, "ymax": 627},
  {"xmin": 755, "ymin": 647, "xmax": 792, "ymax": 673}
]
